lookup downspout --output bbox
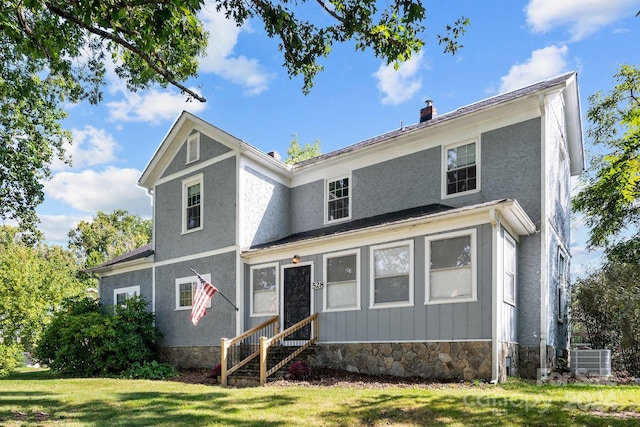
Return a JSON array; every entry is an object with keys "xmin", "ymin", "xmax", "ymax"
[
  {"xmin": 490, "ymin": 209, "xmax": 500, "ymax": 384},
  {"xmin": 147, "ymin": 187, "xmax": 156, "ymax": 316},
  {"xmin": 539, "ymin": 94, "xmax": 549, "ymax": 381}
]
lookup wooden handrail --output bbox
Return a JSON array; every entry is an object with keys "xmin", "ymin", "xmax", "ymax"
[
  {"xmin": 260, "ymin": 313, "xmax": 319, "ymax": 385},
  {"xmin": 221, "ymin": 315, "xmax": 278, "ymax": 386}
]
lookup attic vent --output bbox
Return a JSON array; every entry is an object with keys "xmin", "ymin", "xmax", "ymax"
[
  {"xmin": 186, "ymin": 132, "xmax": 200, "ymax": 163},
  {"xmin": 570, "ymin": 349, "xmax": 611, "ymax": 376}
]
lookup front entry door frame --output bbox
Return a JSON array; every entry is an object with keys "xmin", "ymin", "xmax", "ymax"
[{"xmin": 280, "ymin": 262, "xmax": 314, "ymax": 340}]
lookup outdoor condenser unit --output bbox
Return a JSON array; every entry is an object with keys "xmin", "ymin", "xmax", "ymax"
[{"xmin": 570, "ymin": 349, "xmax": 612, "ymax": 376}]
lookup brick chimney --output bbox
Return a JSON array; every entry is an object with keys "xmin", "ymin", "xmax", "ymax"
[{"xmin": 420, "ymin": 100, "xmax": 437, "ymax": 123}]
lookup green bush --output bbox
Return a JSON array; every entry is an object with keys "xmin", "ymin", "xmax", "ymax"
[
  {"xmin": 34, "ymin": 296, "xmax": 164, "ymax": 377},
  {"xmin": 0, "ymin": 343, "xmax": 24, "ymax": 376},
  {"xmin": 121, "ymin": 360, "xmax": 177, "ymax": 380}
]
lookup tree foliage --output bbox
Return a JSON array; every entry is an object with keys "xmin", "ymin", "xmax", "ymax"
[
  {"xmin": 572, "ymin": 263, "xmax": 640, "ymax": 376},
  {"xmin": 35, "ymin": 296, "xmax": 163, "ymax": 377},
  {"xmin": 1, "ymin": 0, "xmax": 469, "ymax": 235},
  {"xmin": 572, "ymin": 65, "xmax": 640, "ymax": 263},
  {"xmin": 0, "ymin": 226, "xmax": 85, "ymax": 375},
  {"xmin": 68, "ymin": 210, "xmax": 152, "ymax": 271},
  {"xmin": 285, "ymin": 133, "xmax": 321, "ymax": 164}
]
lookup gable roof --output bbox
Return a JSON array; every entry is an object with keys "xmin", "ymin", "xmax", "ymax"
[{"xmin": 293, "ymin": 72, "xmax": 583, "ymax": 174}]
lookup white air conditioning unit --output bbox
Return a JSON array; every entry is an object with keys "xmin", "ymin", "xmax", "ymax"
[{"xmin": 570, "ymin": 349, "xmax": 611, "ymax": 376}]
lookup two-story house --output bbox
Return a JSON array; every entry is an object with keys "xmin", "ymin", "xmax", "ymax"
[{"xmin": 93, "ymin": 72, "xmax": 583, "ymax": 382}]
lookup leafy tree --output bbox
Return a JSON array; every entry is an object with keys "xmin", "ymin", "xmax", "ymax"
[
  {"xmin": 35, "ymin": 296, "xmax": 164, "ymax": 377},
  {"xmin": 1, "ymin": 0, "xmax": 469, "ymax": 235},
  {"xmin": 285, "ymin": 133, "xmax": 321, "ymax": 164},
  {"xmin": 572, "ymin": 263, "xmax": 640, "ymax": 375},
  {"xmin": 572, "ymin": 65, "xmax": 640, "ymax": 263},
  {"xmin": 68, "ymin": 210, "xmax": 152, "ymax": 271},
  {"xmin": 0, "ymin": 226, "xmax": 85, "ymax": 375}
]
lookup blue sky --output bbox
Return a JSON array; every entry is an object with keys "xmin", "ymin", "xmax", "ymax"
[{"xmin": 35, "ymin": 0, "xmax": 640, "ymax": 277}]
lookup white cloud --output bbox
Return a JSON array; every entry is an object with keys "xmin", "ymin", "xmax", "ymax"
[
  {"xmin": 38, "ymin": 214, "xmax": 91, "ymax": 246},
  {"xmin": 498, "ymin": 45, "xmax": 569, "ymax": 93},
  {"xmin": 525, "ymin": 0, "xmax": 639, "ymax": 41},
  {"xmin": 106, "ymin": 88, "xmax": 207, "ymax": 125},
  {"xmin": 373, "ymin": 51, "xmax": 425, "ymax": 106},
  {"xmin": 198, "ymin": 3, "xmax": 273, "ymax": 95},
  {"xmin": 44, "ymin": 167, "xmax": 152, "ymax": 216},
  {"xmin": 52, "ymin": 126, "xmax": 120, "ymax": 171}
]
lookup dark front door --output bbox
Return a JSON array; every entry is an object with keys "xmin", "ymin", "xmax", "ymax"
[{"xmin": 283, "ymin": 264, "xmax": 311, "ymax": 340}]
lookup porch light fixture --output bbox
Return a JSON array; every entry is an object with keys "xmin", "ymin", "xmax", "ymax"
[{"xmin": 292, "ymin": 255, "xmax": 300, "ymax": 264}]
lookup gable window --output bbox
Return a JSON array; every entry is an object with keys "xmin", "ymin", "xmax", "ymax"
[
  {"xmin": 250, "ymin": 263, "xmax": 278, "ymax": 316},
  {"xmin": 503, "ymin": 232, "xmax": 516, "ymax": 305},
  {"xmin": 326, "ymin": 175, "xmax": 350, "ymax": 223},
  {"xmin": 426, "ymin": 229, "xmax": 477, "ymax": 304},
  {"xmin": 324, "ymin": 249, "xmax": 360, "ymax": 312},
  {"xmin": 444, "ymin": 141, "xmax": 478, "ymax": 196},
  {"xmin": 370, "ymin": 241, "xmax": 414, "ymax": 308},
  {"xmin": 186, "ymin": 132, "xmax": 200, "ymax": 164},
  {"xmin": 182, "ymin": 174, "xmax": 203, "ymax": 233},
  {"xmin": 175, "ymin": 274, "xmax": 211, "ymax": 310},
  {"xmin": 114, "ymin": 286, "xmax": 139, "ymax": 306}
]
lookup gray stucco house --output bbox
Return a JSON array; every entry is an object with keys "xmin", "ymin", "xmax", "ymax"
[{"xmin": 93, "ymin": 72, "xmax": 583, "ymax": 382}]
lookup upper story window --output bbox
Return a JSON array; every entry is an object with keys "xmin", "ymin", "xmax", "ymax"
[
  {"xmin": 557, "ymin": 250, "xmax": 568, "ymax": 321},
  {"xmin": 324, "ymin": 249, "xmax": 360, "ymax": 312},
  {"xmin": 182, "ymin": 174, "xmax": 203, "ymax": 233},
  {"xmin": 426, "ymin": 229, "xmax": 477, "ymax": 304},
  {"xmin": 114, "ymin": 285, "xmax": 139, "ymax": 307},
  {"xmin": 326, "ymin": 175, "xmax": 351, "ymax": 223},
  {"xmin": 444, "ymin": 140, "xmax": 479, "ymax": 197},
  {"xmin": 250, "ymin": 263, "xmax": 278, "ymax": 316},
  {"xmin": 186, "ymin": 132, "xmax": 200, "ymax": 164},
  {"xmin": 370, "ymin": 240, "xmax": 414, "ymax": 308},
  {"xmin": 175, "ymin": 274, "xmax": 211, "ymax": 310}
]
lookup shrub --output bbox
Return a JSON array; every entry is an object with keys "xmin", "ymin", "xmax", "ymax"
[
  {"xmin": 121, "ymin": 361, "xmax": 177, "ymax": 380},
  {"xmin": 212, "ymin": 363, "xmax": 221, "ymax": 377},
  {"xmin": 288, "ymin": 360, "xmax": 311, "ymax": 380},
  {"xmin": 34, "ymin": 296, "xmax": 163, "ymax": 377},
  {"xmin": 0, "ymin": 343, "xmax": 24, "ymax": 377}
]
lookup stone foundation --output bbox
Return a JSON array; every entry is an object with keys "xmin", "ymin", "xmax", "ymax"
[
  {"xmin": 157, "ymin": 346, "xmax": 220, "ymax": 369},
  {"xmin": 518, "ymin": 345, "xmax": 558, "ymax": 379},
  {"xmin": 312, "ymin": 341, "xmax": 492, "ymax": 381},
  {"xmin": 498, "ymin": 342, "xmax": 518, "ymax": 382}
]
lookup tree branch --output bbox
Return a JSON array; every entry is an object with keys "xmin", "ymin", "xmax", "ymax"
[
  {"xmin": 314, "ymin": 0, "xmax": 343, "ymax": 23},
  {"xmin": 44, "ymin": 1, "xmax": 206, "ymax": 102}
]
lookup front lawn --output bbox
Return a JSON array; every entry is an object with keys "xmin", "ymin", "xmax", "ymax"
[{"xmin": 1, "ymin": 368, "xmax": 639, "ymax": 426}]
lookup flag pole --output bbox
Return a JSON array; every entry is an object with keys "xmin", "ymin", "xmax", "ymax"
[{"xmin": 189, "ymin": 268, "xmax": 239, "ymax": 311}]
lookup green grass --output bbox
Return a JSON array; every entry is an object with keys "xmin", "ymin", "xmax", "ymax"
[{"xmin": 1, "ymin": 368, "xmax": 639, "ymax": 426}]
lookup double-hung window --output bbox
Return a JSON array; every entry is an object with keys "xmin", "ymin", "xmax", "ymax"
[
  {"xmin": 444, "ymin": 140, "xmax": 479, "ymax": 197},
  {"xmin": 250, "ymin": 263, "xmax": 278, "ymax": 316},
  {"xmin": 114, "ymin": 286, "xmax": 140, "ymax": 307},
  {"xmin": 175, "ymin": 274, "xmax": 211, "ymax": 310},
  {"xmin": 182, "ymin": 174, "xmax": 203, "ymax": 233},
  {"xmin": 557, "ymin": 251, "xmax": 567, "ymax": 322},
  {"xmin": 326, "ymin": 175, "xmax": 350, "ymax": 223},
  {"xmin": 426, "ymin": 229, "xmax": 477, "ymax": 304},
  {"xmin": 324, "ymin": 249, "xmax": 360, "ymax": 311},
  {"xmin": 370, "ymin": 241, "xmax": 413, "ymax": 308}
]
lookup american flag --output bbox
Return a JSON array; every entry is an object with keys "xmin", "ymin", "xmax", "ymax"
[{"xmin": 190, "ymin": 274, "xmax": 218, "ymax": 326}]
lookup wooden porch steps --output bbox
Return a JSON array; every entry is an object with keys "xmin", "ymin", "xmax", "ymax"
[{"xmin": 225, "ymin": 345, "xmax": 316, "ymax": 387}]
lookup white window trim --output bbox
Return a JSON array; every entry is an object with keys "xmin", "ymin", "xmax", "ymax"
[
  {"xmin": 441, "ymin": 139, "xmax": 481, "ymax": 199},
  {"xmin": 186, "ymin": 132, "xmax": 200, "ymax": 164},
  {"xmin": 323, "ymin": 248, "xmax": 361, "ymax": 312},
  {"xmin": 175, "ymin": 274, "xmax": 212, "ymax": 311},
  {"xmin": 250, "ymin": 262, "xmax": 279, "ymax": 317},
  {"xmin": 369, "ymin": 240, "xmax": 414, "ymax": 309},
  {"xmin": 182, "ymin": 173, "xmax": 203, "ymax": 234},
  {"xmin": 114, "ymin": 285, "xmax": 140, "ymax": 306},
  {"xmin": 503, "ymin": 232, "xmax": 517, "ymax": 306},
  {"xmin": 425, "ymin": 229, "xmax": 477, "ymax": 305},
  {"xmin": 557, "ymin": 250, "xmax": 568, "ymax": 323},
  {"xmin": 324, "ymin": 173, "xmax": 352, "ymax": 224}
]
